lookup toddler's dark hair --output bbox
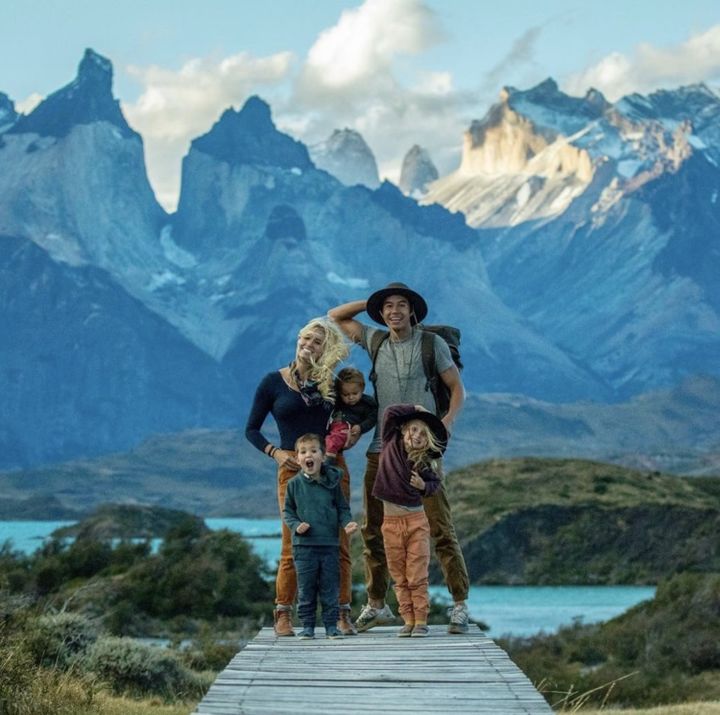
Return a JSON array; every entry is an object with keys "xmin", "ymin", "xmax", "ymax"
[{"xmin": 335, "ymin": 367, "xmax": 365, "ymax": 392}]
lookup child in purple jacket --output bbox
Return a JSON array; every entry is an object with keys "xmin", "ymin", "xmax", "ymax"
[{"xmin": 372, "ymin": 404, "xmax": 447, "ymax": 637}]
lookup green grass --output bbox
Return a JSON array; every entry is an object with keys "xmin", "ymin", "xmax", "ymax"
[{"xmin": 445, "ymin": 457, "xmax": 718, "ymax": 537}]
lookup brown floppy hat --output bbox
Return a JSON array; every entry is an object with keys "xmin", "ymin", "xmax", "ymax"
[
  {"xmin": 366, "ymin": 282, "xmax": 428, "ymax": 326},
  {"xmin": 387, "ymin": 407, "xmax": 448, "ymax": 456}
]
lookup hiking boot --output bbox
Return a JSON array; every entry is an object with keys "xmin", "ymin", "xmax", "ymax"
[
  {"xmin": 354, "ymin": 603, "xmax": 397, "ymax": 632},
  {"xmin": 397, "ymin": 624, "xmax": 414, "ymax": 638},
  {"xmin": 273, "ymin": 607, "xmax": 295, "ymax": 637},
  {"xmin": 447, "ymin": 602, "xmax": 469, "ymax": 634},
  {"xmin": 337, "ymin": 607, "xmax": 357, "ymax": 636},
  {"xmin": 411, "ymin": 624, "xmax": 429, "ymax": 637},
  {"xmin": 298, "ymin": 626, "xmax": 315, "ymax": 640},
  {"xmin": 325, "ymin": 626, "xmax": 344, "ymax": 639}
]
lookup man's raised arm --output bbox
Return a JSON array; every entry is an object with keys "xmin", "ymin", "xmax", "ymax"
[{"xmin": 327, "ymin": 300, "xmax": 367, "ymax": 344}]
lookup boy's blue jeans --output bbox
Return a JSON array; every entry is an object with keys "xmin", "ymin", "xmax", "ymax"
[{"xmin": 293, "ymin": 545, "xmax": 340, "ymax": 628}]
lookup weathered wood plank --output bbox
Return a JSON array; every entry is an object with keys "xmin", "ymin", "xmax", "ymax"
[{"xmin": 192, "ymin": 625, "xmax": 552, "ymax": 715}]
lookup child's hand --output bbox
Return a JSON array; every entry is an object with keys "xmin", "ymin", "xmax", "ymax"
[
  {"xmin": 344, "ymin": 521, "xmax": 359, "ymax": 535},
  {"xmin": 345, "ymin": 425, "xmax": 361, "ymax": 449},
  {"xmin": 409, "ymin": 470, "xmax": 426, "ymax": 492},
  {"xmin": 296, "ymin": 522, "xmax": 310, "ymax": 534}
]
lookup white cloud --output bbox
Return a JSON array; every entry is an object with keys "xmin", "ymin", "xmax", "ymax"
[
  {"xmin": 122, "ymin": 51, "xmax": 293, "ymax": 210},
  {"xmin": 285, "ymin": 0, "xmax": 471, "ymax": 184},
  {"xmin": 297, "ymin": 0, "xmax": 443, "ymax": 97},
  {"xmin": 565, "ymin": 24, "xmax": 720, "ymax": 100},
  {"xmin": 117, "ymin": 0, "xmax": 478, "ymax": 209}
]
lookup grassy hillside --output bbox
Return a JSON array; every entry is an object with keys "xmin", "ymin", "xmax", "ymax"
[
  {"xmin": 442, "ymin": 458, "xmax": 720, "ymax": 584},
  {"xmin": 503, "ymin": 572, "xmax": 720, "ymax": 710},
  {"xmin": 0, "ymin": 429, "xmax": 279, "ymax": 518}
]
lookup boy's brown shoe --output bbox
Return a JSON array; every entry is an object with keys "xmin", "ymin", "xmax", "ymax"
[
  {"xmin": 273, "ymin": 607, "xmax": 295, "ymax": 637},
  {"xmin": 337, "ymin": 608, "xmax": 358, "ymax": 636}
]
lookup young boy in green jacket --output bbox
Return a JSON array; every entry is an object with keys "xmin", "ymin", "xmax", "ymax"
[{"xmin": 283, "ymin": 433, "xmax": 358, "ymax": 639}]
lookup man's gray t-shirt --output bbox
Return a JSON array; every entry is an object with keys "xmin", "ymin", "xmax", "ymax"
[{"xmin": 360, "ymin": 325, "xmax": 453, "ymax": 453}]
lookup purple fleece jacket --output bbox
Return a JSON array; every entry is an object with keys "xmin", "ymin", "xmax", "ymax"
[{"xmin": 371, "ymin": 404, "xmax": 441, "ymax": 507}]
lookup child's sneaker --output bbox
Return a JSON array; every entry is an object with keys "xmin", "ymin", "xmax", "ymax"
[
  {"xmin": 411, "ymin": 624, "xmax": 429, "ymax": 637},
  {"xmin": 397, "ymin": 624, "xmax": 414, "ymax": 638},
  {"xmin": 447, "ymin": 602, "xmax": 469, "ymax": 634},
  {"xmin": 354, "ymin": 603, "xmax": 397, "ymax": 632},
  {"xmin": 325, "ymin": 626, "xmax": 344, "ymax": 639},
  {"xmin": 298, "ymin": 627, "xmax": 315, "ymax": 640}
]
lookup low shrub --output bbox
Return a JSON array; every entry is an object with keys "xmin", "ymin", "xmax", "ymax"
[
  {"xmin": 25, "ymin": 611, "xmax": 99, "ymax": 668},
  {"xmin": 84, "ymin": 636, "xmax": 205, "ymax": 700}
]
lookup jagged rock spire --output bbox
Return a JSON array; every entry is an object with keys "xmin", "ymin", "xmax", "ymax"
[
  {"xmin": 9, "ymin": 48, "xmax": 137, "ymax": 139},
  {"xmin": 191, "ymin": 95, "xmax": 312, "ymax": 170},
  {"xmin": 399, "ymin": 145, "xmax": 438, "ymax": 196}
]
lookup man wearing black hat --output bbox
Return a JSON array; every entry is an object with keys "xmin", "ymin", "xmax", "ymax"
[{"xmin": 328, "ymin": 283, "xmax": 469, "ymax": 633}]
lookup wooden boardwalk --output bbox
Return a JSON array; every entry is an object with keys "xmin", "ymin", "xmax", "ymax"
[{"xmin": 192, "ymin": 625, "xmax": 552, "ymax": 715}]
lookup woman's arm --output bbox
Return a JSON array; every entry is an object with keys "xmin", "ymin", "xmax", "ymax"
[{"xmin": 245, "ymin": 375, "xmax": 274, "ymax": 453}]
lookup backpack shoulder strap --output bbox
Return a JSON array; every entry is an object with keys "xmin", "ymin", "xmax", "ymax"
[
  {"xmin": 368, "ymin": 330, "xmax": 389, "ymax": 389},
  {"xmin": 420, "ymin": 329, "xmax": 437, "ymax": 383}
]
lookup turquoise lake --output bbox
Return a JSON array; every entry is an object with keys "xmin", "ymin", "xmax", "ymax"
[{"xmin": 0, "ymin": 519, "xmax": 655, "ymax": 637}]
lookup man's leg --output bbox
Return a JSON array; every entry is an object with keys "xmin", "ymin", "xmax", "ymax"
[
  {"xmin": 360, "ymin": 452, "xmax": 388, "ymax": 604},
  {"xmin": 424, "ymin": 481, "xmax": 471, "ymax": 633},
  {"xmin": 355, "ymin": 453, "xmax": 396, "ymax": 631}
]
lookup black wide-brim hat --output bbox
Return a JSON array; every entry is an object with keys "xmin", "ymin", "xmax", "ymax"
[
  {"xmin": 366, "ymin": 282, "xmax": 428, "ymax": 326},
  {"xmin": 388, "ymin": 408, "xmax": 448, "ymax": 456}
]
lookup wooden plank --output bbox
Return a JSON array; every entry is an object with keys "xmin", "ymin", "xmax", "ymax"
[{"xmin": 192, "ymin": 626, "xmax": 552, "ymax": 715}]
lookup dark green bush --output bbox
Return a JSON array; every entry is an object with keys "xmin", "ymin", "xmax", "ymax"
[{"xmin": 118, "ymin": 528, "xmax": 272, "ymax": 620}]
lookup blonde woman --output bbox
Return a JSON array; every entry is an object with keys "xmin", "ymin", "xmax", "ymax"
[{"xmin": 245, "ymin": 318, "xmax": 354, "ymax": 636}]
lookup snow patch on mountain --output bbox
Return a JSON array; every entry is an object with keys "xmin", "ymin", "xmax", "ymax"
[
  {"xmin": 327, "ymin": 272, "xmax": 369, "ymax": 289},
  {"xmin": 160, "ymin": 225, "xmax": 197, "ymax": 268}
]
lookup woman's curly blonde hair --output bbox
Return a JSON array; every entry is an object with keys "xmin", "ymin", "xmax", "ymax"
[{"xmin": 293, "ymin": 317, "xmax": 349, "ymax": 400}]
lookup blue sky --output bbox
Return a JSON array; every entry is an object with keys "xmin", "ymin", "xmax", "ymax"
[{"xmin": 3, "ymin": 0, "xmax": 719, "ymax": 208}]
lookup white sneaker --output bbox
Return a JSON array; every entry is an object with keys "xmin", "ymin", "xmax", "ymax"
[
  {"xmin": 354, "ymin": 603, "xmax": 397, "ymax": 632},
  {"xmin": 448, "ymin": 602, "xmax": 469, "ymax": 634}
]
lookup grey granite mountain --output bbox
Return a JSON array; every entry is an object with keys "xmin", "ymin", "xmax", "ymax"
[
  {"xmin": 0, "ymin": 93, "xmax": 17, "ymax": 132},
  {"xmin": 423, "ymin": 78, "xmax": 720, "ymax": 398},
  {"xmin": 309, "ymin": 128, "xmax": 380, "ymax": 188},
  {"xmin": 399, "ymin": 145, "xmax": 439, "ymax": 196},
  {"xmin": 0, "ymin": 50, "xmax": 718, "ymax": 471},
  {"xmin": 170, "ymin": 95, "xmax": 605, "ymax": 400}
]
